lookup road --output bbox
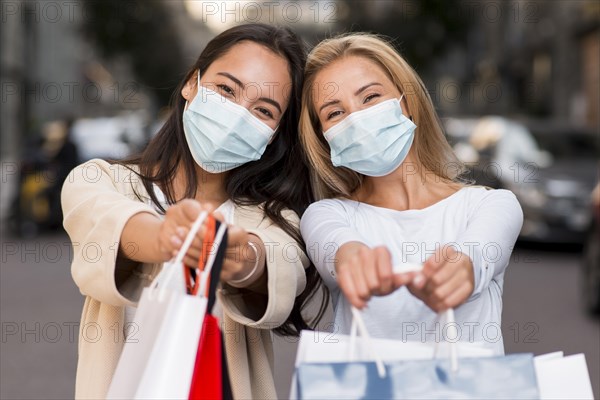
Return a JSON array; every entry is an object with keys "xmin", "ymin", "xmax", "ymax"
[{"xmin": 1, "ymin": 231, "xmax": 599, "ymax": 399}]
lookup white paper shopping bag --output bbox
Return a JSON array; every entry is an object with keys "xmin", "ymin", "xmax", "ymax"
[
  {"xmin": 535, "ymin": 352, "xmax": 595, "ymax": 399},
  {"xmin": 106, "ymin": 280, "xmax": 179, "ymax": 399},
  {"xmin": 107, "ymin": 211, "xmax": 228, "ymax": 399}
]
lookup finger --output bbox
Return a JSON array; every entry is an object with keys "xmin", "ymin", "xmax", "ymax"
[
  {"xmin": 353, "ymin": 250, "xmax": 374, "ymax": 301},
  {"xmin": 363, "ymin": 248, "xmax": 381, "ymax": 295},
  {"xmin": 392, "ymin": 271, "xmax": 420, "ymax": 288},
  {"xmin": 422, "ymin": 260, "xmax": 457, "ymax": 295},
  {"xmin": 170, "ymin": 234, "xmax": 183, "ymax": 249},
  {"xmin": 428, "ymin": 269, "xmax": 465, "ymax": 304},
  {"xmin": 423, "ymin": 247, "xmax": 446, "ymax": 277},
  {"xmin": 175, "ymin": 225, "xmax": 204, "ymax": 251},
  {"xmin": 221, "ymin": 259, "xmax": 245, "ymax": 281},
  {"xmin": 431, "ymin": 281, "xmax": 473, "ymax": 312},
  {"xmin": 374, "ymin": 247, "xmax": 394, "ymax": 294},
  {"xmin": 183, "ymin": 255, "xmax": 199, "ymax": 269},
  {"xmin": 447, "ymin": 281, "xmax": 474, "ymax": 307},
  {"xmin": 406, "ymin": 278, "xmax": 427, "ymax": 302},
  {"xmin": 158, "ymin": 245, "xmax": 173, "ymax": 261},
  {"xmin": 185, "ymin": 245, "xmax": 202, "ymax": 263},
  {"xmin": 338, "ymin": 263, "xmax": 366, "ymax": 309}
]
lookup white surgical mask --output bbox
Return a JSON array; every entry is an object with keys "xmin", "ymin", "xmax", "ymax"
[
  {"xmin": 323, "ymin": 96, "xmax": 416, "ymax": 177},
  {"xmin": 182, "ymin": 71, "xmax": 276, "ymax": 173}
]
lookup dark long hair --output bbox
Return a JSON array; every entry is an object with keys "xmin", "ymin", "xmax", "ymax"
[{"xmin": 118, "ymin": 23, "xmax": 327, "ymax": 336}]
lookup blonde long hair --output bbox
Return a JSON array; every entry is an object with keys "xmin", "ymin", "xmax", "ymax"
[{"xmin": 299, "ymin": 33, "xmax": 466, "ymax": 200}]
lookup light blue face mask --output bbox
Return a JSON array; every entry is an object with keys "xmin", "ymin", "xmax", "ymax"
[
  {"xmin": 323, "ymin": 96, "xmax": 417, "ymax": 177},
  {"xmin": 182, "ymin": 71, "xmax": 276, "ymax": 173}
]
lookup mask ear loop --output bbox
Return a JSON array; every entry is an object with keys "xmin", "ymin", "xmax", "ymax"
[
  {"xmin": 399, "ymin": 93, "xmax": 414, "ymax": 121},
  {"xmin": 183, "ymin": 69, "xmax": 201, "ymax": 112}
]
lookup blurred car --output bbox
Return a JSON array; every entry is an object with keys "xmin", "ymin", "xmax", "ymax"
[
  {"xmin": 71, "ymin": 111, "xmax": 151, "ymax": 162},
  {"xmin": 444, "ymin": 116, "xmax": 598, "ymax": 244}
]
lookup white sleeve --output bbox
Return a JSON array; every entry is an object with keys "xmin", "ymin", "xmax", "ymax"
[
  {"xmin": 453, "ymin": 189, "xmax": 523, "ymax": 298},
  {"xmin": 300, "ymin": 200, "xmax": 368, "ymax": 290}
]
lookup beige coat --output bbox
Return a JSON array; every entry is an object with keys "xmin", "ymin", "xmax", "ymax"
[{"xmin": 62, "ymin": 159, "xmax": 308, "ymax": 399}]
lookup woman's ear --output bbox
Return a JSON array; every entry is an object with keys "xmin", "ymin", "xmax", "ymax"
[{"xmin": 181, "ymin": 71, "xmax": 199, "ymax": 101}]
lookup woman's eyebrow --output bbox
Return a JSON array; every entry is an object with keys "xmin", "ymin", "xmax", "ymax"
[
  {"xmin": 217, "ymin": 72, "xmax": 244, "ymax": 88},
  {"xmin": 319, "ymin": 99, "xmax": 340, "ymax": 113},
  {"xmin": 354, "ymin": 82, "xmax": 382, "ymax": 95},
  {"xmin": 317, "ymin": 82, "xmax": 383, "ymax": 113},
  {"xmin": 217, "ymin": 71, "xmax": 282, "ymax": 113}
]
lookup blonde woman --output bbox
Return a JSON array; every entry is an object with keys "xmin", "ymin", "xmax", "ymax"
[{"xmin": 299, "ymin": 33, "xmax": 523, "ymax": 353}]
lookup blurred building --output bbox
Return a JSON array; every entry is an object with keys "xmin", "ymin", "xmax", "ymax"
[
  {"xmin": 436, "ymin": 0, "xmax": 599, "ymax": 130},
  {"xmin": 0, "ymin": 0, "xmax": 156, "ymax": 220}
]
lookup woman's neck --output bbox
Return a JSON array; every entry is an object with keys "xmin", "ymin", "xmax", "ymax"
[
  {"xmin": 170, "ymin": 164, "xmax": 230, "ymax": 208},
  {"xmin": 353, "ymin": 151, "xmax": 461, "ymax": 211}
]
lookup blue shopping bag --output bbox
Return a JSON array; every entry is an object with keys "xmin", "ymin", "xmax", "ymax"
[
  {"xmin": 297, "ymin": 354, "xmax": 539, "ymax": 399},
  {"xmin": 295, "ymin": 307, "xmax": 539, "ymax": 399}
]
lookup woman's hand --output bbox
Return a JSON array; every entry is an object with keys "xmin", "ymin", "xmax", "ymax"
[
  {"xmin": 336, "ymin": 242, "xmax": 417, "ymax": 309},
  {"xmin": 157, "ymin": 199, "xmax": 214, "ymax": 267},
  {"xmin": 212, "ymin": 212, "xmax": 267, "ymax": 288},
  {"xmin": 407, "ymin": 246, "xmax": 474, "ymax": 312}
]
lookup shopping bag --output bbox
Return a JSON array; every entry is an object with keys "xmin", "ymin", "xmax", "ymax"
[
  {"xmin": 107, "ymin": 211, "xmax": 209, "ymax": 399},
  {"xmin": 135, "ymin": 218, "xmax": 229, "ymax": 399},
  {"xmin": 295, "ymin": 308, "xmax": 539, "ymax": 399},
  {"xmin": 188, "ymin": 218, "xmax": 233, "ymax": 400},
  {"xmin": 297, "ymin": 354, "xmax": 539, "ymax": 399},
  {"xmin": 534, "ymin": 352, "xmax": 595, "ymax": 399}
]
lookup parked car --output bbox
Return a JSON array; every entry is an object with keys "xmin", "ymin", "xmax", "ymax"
[{"xmin": 444, "ymin": 116, "xmax": 597, "ymax": 244}]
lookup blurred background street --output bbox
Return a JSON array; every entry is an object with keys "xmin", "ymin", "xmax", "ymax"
[{"xmin": 1, "ymin": 0, "xmax": 599, "ymax": 398}]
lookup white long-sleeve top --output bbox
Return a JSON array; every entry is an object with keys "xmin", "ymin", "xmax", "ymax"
[{"xmin": 300, "ymin": 186, "xmax": 523, "ymax": 354}]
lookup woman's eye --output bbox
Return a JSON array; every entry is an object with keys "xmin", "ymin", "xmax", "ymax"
[
  {"xmin": 326, "ymin": 110, "xmax": 343, "ymax": 120},
  {"xmin": 256, "ymin": 107, "xmax": 274, "ymax": 119},
  {"xmin": 217, "ymin": 84, "xmax": 235, "ymax": 97},
  {"xmin": 364, "ymin": 93, "xmax": 380, "ymax": 103}
]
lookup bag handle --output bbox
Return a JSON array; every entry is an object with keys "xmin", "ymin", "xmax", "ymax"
[
  {"xmin": 186, "ymin": 215, "xmax": 217, "ymax": 295},
  {"xmin": 196, "ymin": 221, "xmax": 227, "ymax": 303},
  {"xmin": 349, "ymin": 307, "xmax": 387, "ymax": 378},
  {"xmin": 348, "ymin": 262, "xmax": 460, "ymax": 377},
  {"xmin": 151, "ymin": 211, "xmax": 209, "ymax": 294},
  {"xmin": 349, "ymin": 307, "xmax": 459, "ymax": 378},
  {"xmin": 435, "ymin": 308, "xmax": 459, "ymax": 372}
]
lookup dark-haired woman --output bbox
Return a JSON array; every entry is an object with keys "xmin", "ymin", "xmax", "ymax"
[{"xmin": 61, "ymin": 23, "xmax": 325, "ymax": 399}]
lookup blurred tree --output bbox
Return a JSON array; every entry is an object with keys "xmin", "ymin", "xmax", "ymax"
[
  {"xmin": 81, "ymin": 0, "xmax": 185, "ymax": 106},
  {"xmin": 337, "ymin": 0, "xmax": 471, "ymax": 71}
]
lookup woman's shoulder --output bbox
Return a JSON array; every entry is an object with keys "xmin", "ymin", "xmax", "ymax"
[
  {"xmin": 459, "ymin": 185, "xmax": 523, "ymax": 216},
  {"xmin": 303, "ymin": 198, "xmax": 358, "ymax": 222},
  {"xmin": 66, "ymin": 158, "xmax": 148, "ymax": 198},
  {"xmin": 461, "ymin": 185, "xmax": 519, "ymax": 203},
  {"xmin": 69, "ymin": 158, "xmax": 140, "ymax": 181}
]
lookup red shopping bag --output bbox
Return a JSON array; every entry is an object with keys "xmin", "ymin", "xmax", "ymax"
[
  {"xmin": 188, "ymin": 219, "xmax": 233, "ymax": 400},
  {"xmin": 189, "ymin": 314, "xmax": 223, "ymax": 399}
]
